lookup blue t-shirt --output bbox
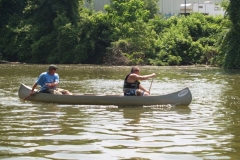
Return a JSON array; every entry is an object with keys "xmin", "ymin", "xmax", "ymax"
[{"xmin": 36, "ymin": 72, "xmax": 60, "ymax": 91}]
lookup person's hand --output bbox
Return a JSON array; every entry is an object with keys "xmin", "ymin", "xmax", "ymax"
[
  {"xmin": 45, "ymin": 83, "xmax": 52, "ymax": 87},
  {"xmin": 30, "ymin": 90, "xmax": 35, "ymax": 96},
  {"xmin": 152, "ymin": 73, "xmax": 156, "ymax": 77},
  {"xmin": 145, "ymin": 90, "xmax": 150, "ymax": 94}
]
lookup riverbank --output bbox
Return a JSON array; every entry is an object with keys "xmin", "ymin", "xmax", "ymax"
[{"xmin": 0, "ymin": 60, "xmax": 21, "ymax": 64}]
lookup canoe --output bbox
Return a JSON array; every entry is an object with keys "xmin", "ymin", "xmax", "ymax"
[{"xmin": 18, "ymin": 83, "xmax": 192, "ymax": 106}]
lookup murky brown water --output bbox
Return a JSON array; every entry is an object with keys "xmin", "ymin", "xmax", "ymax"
[{"xmin": 0, "ymin": 64, "xmax": 240, "ymax": 160}]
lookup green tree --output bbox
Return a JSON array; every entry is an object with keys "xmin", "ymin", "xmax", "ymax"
[
  {"xmin": 0, "ymin": 0, "xmax": 82, "ymax": 63},
  {"xmin": 28, "ymin": 0, "xmax": 80, "ymax": 63},
  {"xmin": 0, "ymin": 0, "xmax": 27, "ymax": 27},
  {"xmin": 221, "ymin": 0, "xmax": 240, "ymax": 69},
  {"xmin": 149, "ymin": 13, "xmax": 224, "ymax": 66},
  {"xmin": 76, "ymin": 11, "xmax": 112, "ymax": 64},
  {"xmin": 104, "ymin": 0, "xmax": 158, "ymax": 65},
  {"xmin": 143, "ymin": 0, "xmax": 159, "ymax": 19},
  {"xmin": 0, "ymin": 0, "xmax": 29, "ymax": 61}
]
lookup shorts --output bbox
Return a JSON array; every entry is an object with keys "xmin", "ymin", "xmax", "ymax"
[
  {"xmin": 40, "ymin": 88, "xmax": 68, "ymax": 95},
  {"xmin": 124, "ymin": 89, "xmax": 144, "ymax": 96}
]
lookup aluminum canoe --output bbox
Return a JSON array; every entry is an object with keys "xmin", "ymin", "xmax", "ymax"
[{"xmin": 18, "ymin": 83, "xmax": 192, "ymax": 106}]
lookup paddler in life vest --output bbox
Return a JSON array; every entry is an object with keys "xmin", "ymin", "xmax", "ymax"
[{"xmin": 123, "ymin": 66, "xmax": 156, "ymax": 96}]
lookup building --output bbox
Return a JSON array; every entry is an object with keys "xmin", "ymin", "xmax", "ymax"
[
  {"xmin": 162, "ymin": 0, "xmax": 222, "ymax": 15},
  {"xmin": 85, "ymin": 0, "xmax": 224, "ymax": 16},
  {"xmin": 180, "ymin": 1, "xmax": 225, "ymax": 16}
]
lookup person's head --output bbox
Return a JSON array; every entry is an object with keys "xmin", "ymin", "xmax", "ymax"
[
  {"xmin": 48, "ymin": 64, "xmax": 58, "ymax": 74},
  {"xmin": 131, "ymin": 66, "xmax": 140, "ymax": 74}
]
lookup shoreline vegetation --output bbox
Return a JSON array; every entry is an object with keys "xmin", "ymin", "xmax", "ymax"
[{"xmin": 0, "ymin": 0, "xmax": 239, "ymax": 69}]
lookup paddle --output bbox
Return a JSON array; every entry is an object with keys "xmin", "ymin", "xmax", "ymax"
[
  {"xmin": 23, "ymin": 90, "xmax": 39, "ymax": 101},
  {"xmin": 23, "ymin": 95, "xmax": 32, "ymax": 101},
  {"xmin": 149, "ymin": 78, "xmax": 154, "ymax": 93}
]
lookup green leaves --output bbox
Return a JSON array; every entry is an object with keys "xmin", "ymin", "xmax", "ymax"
[
  {"xmin": 0, "ymin": 0, "xmax": 233, "ymax": 67},
  {"xmin": 104, "ymin": 0, "xmax": 157, "ymax": 65},
  {"xmin": 148, "ymin": 13, "xmax": 225, "ymax": 66},
  {"xmin": 220, "ymin": 0, "xmax": 240, "ymax": 69}
]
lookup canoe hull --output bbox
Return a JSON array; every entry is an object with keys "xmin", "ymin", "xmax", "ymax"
[{"xmin": 18, "ymin": 84, "xmax": 192, "ymax": 106}]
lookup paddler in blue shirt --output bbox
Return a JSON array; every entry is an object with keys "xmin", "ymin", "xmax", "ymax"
[{"xmin": 30, "ymin": 64, "xmax": 72, "ymax": 95}]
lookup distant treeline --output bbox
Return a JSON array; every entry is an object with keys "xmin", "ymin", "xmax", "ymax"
[{"xmin": 0, "ymin": 0, "xmax": 239, "ymax": 69}]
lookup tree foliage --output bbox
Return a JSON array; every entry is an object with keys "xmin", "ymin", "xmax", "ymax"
[
  {"xmin": 104, "ymin": 0, "xmax": 158, "ymax": 65},
  {"xmin": 219, "ymin": 0, "xmax": 240, "ymax": 69},
  {"xmin": 149, "ymin": 13, "xmax": 223, "ymax": 66},
  {"xmin": 0, "ymin": 0, "xmax": 233, "ymax": 68}
]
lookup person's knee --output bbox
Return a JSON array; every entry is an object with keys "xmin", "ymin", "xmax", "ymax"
[
  {"xmin": 65, "ymin": 90, "xmax": 73, "ymax": 95},
  {"xmin": 62, "ymin": 90, "xmax": 72, "ymax": 95},
  {"xmin": 136, "ymin": 90, "xmax": 143, "ymax": 96},
  {"xmin": 143, "ymin": 92, "xmax": 150, "ymax": 96},
  {"xmin": 54, "ymin": 90, "xmax": 62, "ymax": 95}
]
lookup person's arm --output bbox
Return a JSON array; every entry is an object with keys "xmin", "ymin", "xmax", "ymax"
[
  {"xmin": 130, "ymin": 73, "xmax": 156, "ymax": 81},
  {"xmin": 30, "ymin": 83, "xmax": 38, "ymax": 95},
  {"xmin": 139, "ymin": 84, "xmax": 149, "ymax": 94},
  {"xmin": 45, "ymin": 81, "xmax": 58, "ymax": 87}
]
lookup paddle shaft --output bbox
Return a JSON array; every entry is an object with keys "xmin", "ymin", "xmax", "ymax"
[
  {"xmin": 149, "ymin": 78, "xmax": 153, "ymax": 92},
  {"xmin": 23, "ymin": 95, "xmax": 32, "ymax": 100}
]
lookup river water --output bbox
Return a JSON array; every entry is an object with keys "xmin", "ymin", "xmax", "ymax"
[{"xmin": 0, "ymin": 64, "xmax": 240, "ymax": 160}]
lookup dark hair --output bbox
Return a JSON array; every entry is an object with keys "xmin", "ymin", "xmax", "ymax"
[{"xmin": 130, "ymin": 66, "xmax": 139, "ymax": 73}]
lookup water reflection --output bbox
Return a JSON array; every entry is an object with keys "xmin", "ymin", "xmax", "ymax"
[{"xmin": 116, "ymin": 106, "xmax": 192, "ymax": 124}]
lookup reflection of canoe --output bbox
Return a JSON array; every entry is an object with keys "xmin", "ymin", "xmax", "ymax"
[{"xmin": 18, "ymin": 83, "xmax": 192, "ymax": 106}]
